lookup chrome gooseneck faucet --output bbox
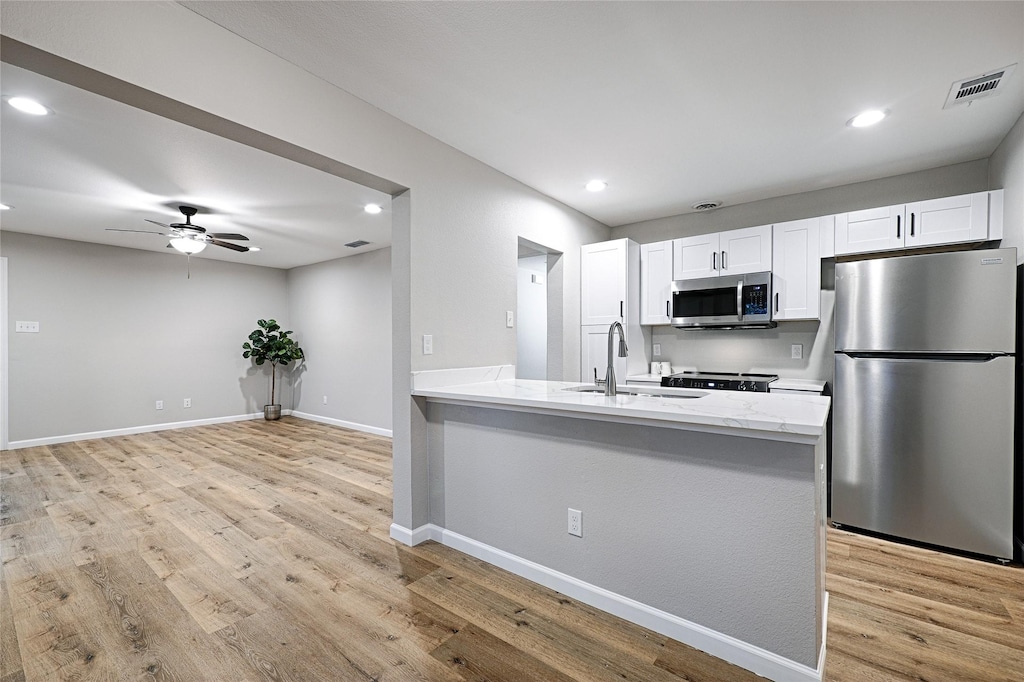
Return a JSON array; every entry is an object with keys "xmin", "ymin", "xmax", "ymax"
[{"xmin": 604, "ymin": 321, "xmax": 628, "ymax": 396}]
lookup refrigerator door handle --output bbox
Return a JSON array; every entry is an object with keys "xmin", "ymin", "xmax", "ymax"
[{"xmin": 841, "ymin": 351, "xmax": 1008, "ymax": 362}]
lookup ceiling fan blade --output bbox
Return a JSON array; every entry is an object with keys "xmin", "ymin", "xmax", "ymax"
[
  {"xmin": 106, "ymin": 228, "xmax": 171, "ymax": 236},
  {"xmin": 210, "ymin": 239, "xmax": 250, "ymax": 253},
  {"xmin": 145, "ymin": 219, "xmax": 172, "ymax": 228},
  {"xmin": 207, "ymin": 233, "xmax": 249, "ymax": 241}
]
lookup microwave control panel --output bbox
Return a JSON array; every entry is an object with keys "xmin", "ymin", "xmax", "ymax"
[{"xmin": 743, "ymin": 283, "xmax": 769, "ymax": 316}]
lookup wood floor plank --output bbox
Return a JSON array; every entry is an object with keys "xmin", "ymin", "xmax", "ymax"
[
  {"xmin": 136, "ymin": 522, "xmax": 268, "ymax": 633},
  {"xmin": 3, "ymin": 419, "xmax": 1022, "ymax": 682},
  {"xmin": 409, "ymin": 568, "xmax": 685, "ymax": 682},
  {"xmin": 430, "ymin": 622, "xmax": 578, "ymax": 682},
  {"xmin": 0, "ymin": 573, "xmax": 23, "ymax": 681},
  {"xmin": 411, "ymin": 540, "xmax": 668, "ymax": 664}
]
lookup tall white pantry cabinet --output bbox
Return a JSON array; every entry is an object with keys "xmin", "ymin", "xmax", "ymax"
[{"xmin": 580, "ymin": 239, "xmax": 647, "ymax": 382}]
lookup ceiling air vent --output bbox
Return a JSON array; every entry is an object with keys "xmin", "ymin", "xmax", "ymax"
[
  {"xmin": 691, "ymin": 200, "xmax": 722, "ymax": 212},
  {"xmin": 345, "ymin": 239, "xmax": 371, "ymax": 248},
  {"xmin": 943, "ymin": 64, "xmax": 1016, "ymax": 109}
]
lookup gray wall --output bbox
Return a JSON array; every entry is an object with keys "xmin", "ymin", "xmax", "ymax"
[
  {"xmin": 287, "ymin": 247, "xmax": 393, "ymax": 431},
  {"xmin": 1, "ymin": 232, "xmax": 289, "ymax": 442},
  {"xmin": 613, "ymin": 161, "xmax": 995, "ymax": 386},
  {"xmin": 430, "ymin": 404, "xmax": 821, "ymax": 668},
  {"xmin": 989, "ymin": 110, "xmax": 1024, "ymax": 265}
]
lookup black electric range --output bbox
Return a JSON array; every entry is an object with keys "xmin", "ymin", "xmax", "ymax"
[{"xmin": 660, "ymin": 371, "xmax": 778, "ymax": 393}]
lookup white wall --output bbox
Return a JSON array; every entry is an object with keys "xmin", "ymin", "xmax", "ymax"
[
  {"xmin": 989, "ymin": 110, "xmax": 1024, "ymax": 265},
  {"xmin": 287, "ymin": 248, "xmax": 393, "ymax": 432},
  {"xmin": 516, "ymin": 254, "xmax": 547, "ymax": 380},
  {"xmin": 0, "ymin": 232, "xmax": 290, "ymax": 443},
  {"xmin": 1, "ymin": 2, "xmax": 610, "ymax": 531},
  {"xmin": 613, "ymin": 161, "xmax": 993, "ymax": 386}
]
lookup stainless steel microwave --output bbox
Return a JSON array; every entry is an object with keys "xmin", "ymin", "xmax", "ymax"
[{"xmin": 671, "ymin": 272, "xmax": 776, "ymax": 329}]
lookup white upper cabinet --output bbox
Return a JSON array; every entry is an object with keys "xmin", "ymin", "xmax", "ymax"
[
  {"xmin": 835, "ymin": 191, "xmax": 1002, "ymax": 256},
  {"xmin": 719, "ymin": 224, "xmax": 773, "ymax": 275},
  {"xmin": 772, "ymin": 217, "xmax": 822, "ymax": 321},
  {"xmin": 581, "ymin": 239, "xmax": 630, "ymax": 326},
  {"xmin": 672, "ymin": 224, "xmax": 773, "ymax": 281},
  {"xmin": 905, "ymin": 191, "xmax": 990, "ymax": 248},
  {"xmin": 640, "ymin": 241, "xmax": 673, "ymax": 325},
  {"xmin": 834, "ymin": 204, "xmax": 904, "ymax": 255},
  {"xmin": 672, "ymin": 232, "xmax": 719, "ymax": 280}
]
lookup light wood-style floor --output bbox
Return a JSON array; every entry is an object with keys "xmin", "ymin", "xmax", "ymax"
[{"xmin": 1, "ymin": 418, "xmax": 1021, "ymax": 681}]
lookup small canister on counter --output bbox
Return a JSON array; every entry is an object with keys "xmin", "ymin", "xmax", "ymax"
[{"xmin": 660, "ymin": 361, "xmax": 672, "ymax": 375}]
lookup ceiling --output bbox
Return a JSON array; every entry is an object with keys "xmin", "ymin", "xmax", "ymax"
[
  {"xmin": 179, "ymin": 0, "xmax": 1024, "ymax": 227},
  {"xmin": 2, "ymin": 2, "xmax": 1022, "ymax": 269},
  {"xmin": 0, "ymin": 62, "xmax": 392, "ymax": 270}
]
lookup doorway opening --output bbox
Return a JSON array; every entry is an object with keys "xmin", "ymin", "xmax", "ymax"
[{"xmin": 517, "ymin": 238, "xmax": 563, "ymax": 381}]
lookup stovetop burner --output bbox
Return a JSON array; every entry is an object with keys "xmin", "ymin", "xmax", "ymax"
[{"xmin": 660, "ymin": 370, "xmax": 778, "ymax": 392}]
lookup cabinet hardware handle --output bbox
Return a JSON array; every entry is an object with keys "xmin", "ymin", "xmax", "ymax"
[
  {"xmin": 666, "ymin": 300, "xmax": 670, "ymax": 317},
  {"xmin": 620, "ymin": 301, "xmax": 624, "ymax": 319},
  {"xmin": 896, "ymin": 214, "xmax": 901, "ymax": 239},
  {"xmin": 774, "ymin": 292, "xmax": 780, "ymax": 313},
  {"xmin": 910, "ymin": 213, "xmax": 915, "ymax": 237},
  {"xmin": 722, "ymin": 250, "xmax": 727, "ymax": 270},
  {"xmin": 712, "ymin": 252, "xmax": 717, "ymax": 271}
]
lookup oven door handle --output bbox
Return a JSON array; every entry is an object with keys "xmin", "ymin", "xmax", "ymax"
[{"xmin": 736, "ymin": 280, "xmax": 744, "ymax": 321}]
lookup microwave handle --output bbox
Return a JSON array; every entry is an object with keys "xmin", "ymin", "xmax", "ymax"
[{"xmin": 736, "ymin": 281, "xmax": 744, "ymax": 321}]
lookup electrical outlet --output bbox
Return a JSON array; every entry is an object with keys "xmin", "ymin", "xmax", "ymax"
[
  {"xmin": 791, "ymin": 344, "xmax": 803, "ymax": 360},
  {"xmin": 322, "ymin": 395, "xmax": 328, "ymax": 405},
  {"xmin": 155, "ymin": 400, "xmax": 163, "ymax": 410},
  {"xmin": 506, "ymin": 311, "xmax": 514, "ymax": 328},
  {"xmin": 422, "ymin": 334, "xmax": 433, "ymax": 355},
  {"xmin": 183, "ymin": 398, "xmax": 192, "ymax": 408},
  {"xmin": 653, "ymin": 343, "xmax": 661, "ymax": 357},
  {"xmin": 568, "ymin": 508, "xmax": 582, "ymax": 537}
]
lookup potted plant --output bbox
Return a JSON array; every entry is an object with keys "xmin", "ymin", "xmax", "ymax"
[{"xmin": 242, "ymin": 319, "xmax": 305, "ymax": 421}]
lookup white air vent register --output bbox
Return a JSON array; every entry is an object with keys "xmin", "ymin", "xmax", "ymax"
[{"xmin": 944, "ymin": 64, "xmax": 1016, "ymax": 109}]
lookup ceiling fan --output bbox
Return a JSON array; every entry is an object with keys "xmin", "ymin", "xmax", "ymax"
[{"xmin": 107, "ymin": 205, "xmax": 255, "ymax": 255}]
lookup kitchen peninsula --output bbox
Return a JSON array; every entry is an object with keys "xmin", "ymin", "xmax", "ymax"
[{"xmin": 401, "ymin": 366, "xmax": 831, "ymax": 682}]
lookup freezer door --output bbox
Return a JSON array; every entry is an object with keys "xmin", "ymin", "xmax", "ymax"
[
  {"xmin": 832, "ymin": 353, "xmax": 1015, "ymax": 558},
  {"xmin": 835, "ymin": 248, "xmax": 1016, "ymax": 353}
]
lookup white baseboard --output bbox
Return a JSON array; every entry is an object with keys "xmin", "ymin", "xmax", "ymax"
[
  {"xmin": 391, "ymin": 522, "xmax": 824, "ymax": 682},
  {"xmin": 4, "ymin": 411, "xmax": 277, "ymax": 450},
  {"xmin": 291, "ymin": 411, "xmax": 392, "ymax": 438}
]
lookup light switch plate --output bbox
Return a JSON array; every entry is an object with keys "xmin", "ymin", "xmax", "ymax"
[
  {"xmin": 15, "ymin": 321, "xmax": 39, "ymax": 333},
  {"xmin": 506, "ymin": 311, "xmax": 514, "ymax": 328}
]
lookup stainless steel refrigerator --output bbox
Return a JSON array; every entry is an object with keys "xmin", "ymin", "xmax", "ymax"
[{"xmin": 833, "ymin": 247, "xmax": 1017, "ymax": 560}]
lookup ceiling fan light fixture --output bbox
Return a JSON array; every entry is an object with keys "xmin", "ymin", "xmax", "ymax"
[{"xmin": 170, "ymin": 237, "xmax": 207, "ymax": 254}]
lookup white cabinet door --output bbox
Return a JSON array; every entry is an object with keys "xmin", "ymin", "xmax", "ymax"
[
  {"xmin": 581, "ymin": 239, "xmax": 628, "ymax": 326},
  {"xmin": 640, "ymin": 241, "xmax": 673, "ymax": 325},
  {"xmin": 581, "ymin": 324, "xmax": 627, "ymax": 385},
  {"xmin": 772, "ymin": 217, "xmax": 821, "ymax": 321},
  {"xmin": 720, "ymin": 224, "xmax": 773, "ymax": 274},
  {"xmin": 672, "ymin": 233, "xmax": 719, "ymax": 280},
  {"xmin": 905, "ymin": 191, "xmax": 989, "ymax": 248},
  {"xmin": 835, "ymin": 204, "xmax": 905, "ymax": 255}
]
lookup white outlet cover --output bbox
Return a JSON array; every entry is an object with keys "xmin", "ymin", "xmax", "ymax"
[
  {"xmin": 422, "ymin": 334, "xmax": 433, "ymax": 355},
  {"xmin": 791, "ymin": 344, "xmax": 803, "ymax": 359},
  {"xmin": 653, "ymin": 344, "xmax": 661, "ymax": 356}
]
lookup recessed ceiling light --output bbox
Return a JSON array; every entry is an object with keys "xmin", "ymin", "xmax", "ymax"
[
  {"xmin": 848, "ymin": 109, "xmax": 888, "ymax": 128},
  {"xmin": 585, "ymin": 180, "xmax": 607, "ymax": 192},
  {"xmin": 364, "ymin": 203, "xmax": 383, "ymax": 214},
  {"xmin": 248, "ymin": 246, "xmax": 261, "ymax": 252},
  {"xmin": 0, "ymin": 204, "xmax": 11, "ymax": 210},
  {"xmin": 8, "ymin": 96, "xmax": 50, "ymax": 116}
]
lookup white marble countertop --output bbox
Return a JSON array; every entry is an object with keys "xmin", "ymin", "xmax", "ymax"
[{"xmin": 412, "ymin": 368, "xmax": 830, "ymax": 444}]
